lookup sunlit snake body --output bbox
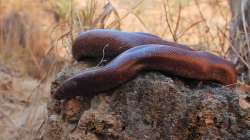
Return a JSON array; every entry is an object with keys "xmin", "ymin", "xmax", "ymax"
[
  {"xmin": 53, "ymin": 29, "xmax": 237, "ymax": 99},
  {"xmin": 53, "ymin": 30, "xmax": 237, "ymax": 99},
  {"xmin": 72, "ymin": 29, "xmax": 192, "ymax": 60}
]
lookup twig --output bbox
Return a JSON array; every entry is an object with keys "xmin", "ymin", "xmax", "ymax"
[
  {"xmin": 131, "ymin": 12, "xmax": 149, "ymax": 32},
  {"xmin": 173, "ymin": 4, "xmax": 182, "ymax": 41},
  {"xmin": 94, "ymin": 2, "xmax": 113, "ymax": 28},
  {"xmin": 241, "ymin": 0, "xmax": 250, "ymax": 52},
  {"xmin": 96, "ymin": 44, "xmax": 109, "ymax": 67},
  {"xmin": 109, "ymin": 1, "xmax": 121, "ymax": 30},
  {"xmin": 221, "ymin": 82, "xmax": 241, "ymax": 88},
  {"xmin": 177, "ymin": 19, "xmax": 204, "ymax": 39},
  {"xmin": 107, "ymin": 0, "xmax": 144, "ymax": 28},
  {"xmin": 163, "ymin": 1, "xmax": 175, "ymax": 41},
  {"xmin": 219, "ymin": 28, "xmax": 250, "ymax": 70},
  {"xmin": 194, "ymin": 0, "xmax": 216, "ymax": 46}
]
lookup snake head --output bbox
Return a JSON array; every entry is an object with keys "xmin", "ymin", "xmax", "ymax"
[{"xmin": 52, "ymin": 79, "xmax": 79, "ymax": 100}]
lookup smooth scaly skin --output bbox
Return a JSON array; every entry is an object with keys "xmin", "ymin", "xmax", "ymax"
[
  {"xmin": 72, "ymin": 29, "xmax": 193, "ymax": 61},
  {"xmin": 54, "ymin": 45, "xmax": 237, "ymax": 99}
]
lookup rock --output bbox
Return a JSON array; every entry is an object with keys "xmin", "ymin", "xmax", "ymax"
[{"xmin": 43, "ymin": 62, "xmax": 250, "ymax": 140}]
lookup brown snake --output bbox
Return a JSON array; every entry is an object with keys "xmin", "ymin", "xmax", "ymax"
[
  {"xmin": 72, "ymin": 29, "xmax": 193, "ymax": 61},
  {"xmin": 53, "ymin": 30, "xmax": 237, "ymax": 99}
]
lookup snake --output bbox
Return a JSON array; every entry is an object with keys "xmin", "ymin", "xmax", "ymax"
[
  {"xmin": 72, "ymin": 29, "xmax": 193, "ymax": 61},
  {"xmin": 53, "ymin": 30, "xmax": 237, "ymax": 99}
]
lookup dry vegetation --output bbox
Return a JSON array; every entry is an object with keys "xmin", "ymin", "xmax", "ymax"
[{"xmin": 0, "ymin": 0, "xmax": 246, "ymax": 139}]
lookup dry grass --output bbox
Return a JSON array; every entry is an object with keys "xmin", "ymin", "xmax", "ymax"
[
  {"xmin": 0, "ymin": 0, "xmax": 247, "ymax": 139},
  {"xmin": 0, "ymin": 0, "xmax": 57, "ymax": 79}
]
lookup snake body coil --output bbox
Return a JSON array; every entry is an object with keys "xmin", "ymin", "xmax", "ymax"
[
  {"xmin": 54, "ymin": 44, "xmax": 236, "ymax": 99},
  {"xmin": 72, "ymin": 29, "xmax": 192, "ymax": 60}
]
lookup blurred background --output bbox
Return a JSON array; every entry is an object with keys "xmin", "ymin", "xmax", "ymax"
[{"xmin": 0, "ymin": 0, "xmax": 244, "ymax": 139}]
